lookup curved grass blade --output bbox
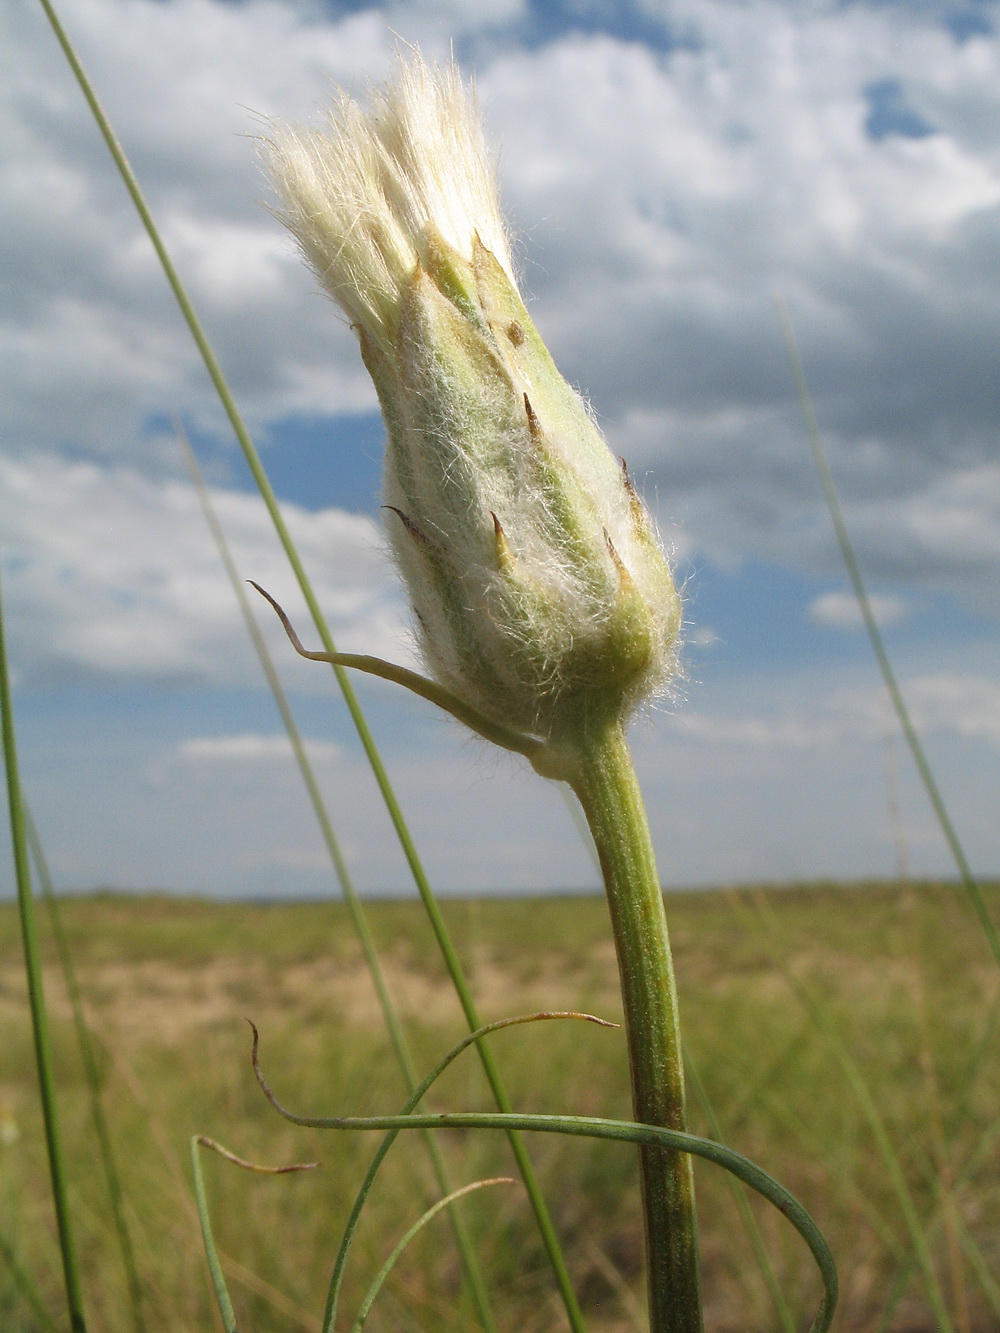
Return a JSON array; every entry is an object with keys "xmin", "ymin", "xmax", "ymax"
[
  {"xmin": 320, "ymin": 1118, "xmax": 837, "ymax": 1333},
  {"xmin": 189, "ymin": 1138, "xmax": 239, "ymax": 1333},
  {"xmin": 33, "ymin": 7, "xmax": 586, "ymax": 1321},
  {"xmin": 195, "ymin": 1136, "xmax": 319, "ymax": 1175},
  {"xmin": 337, "ymin": 1112, "xmax": 839, "ymax": 1332},
  {"xmin": 0, "ymin": 1223, "xmax": 60, "ymax": 1333},
  {"xmin": 776, "ymin": 297, "xmax": 1000, "ymax": 973},
  {"xmin": 349, "ymin": 1178, "xmax": 516, "ymax": 1333},
  {"xmin": 283, "ymin": 1012, "xmax": 618, "ymax": 1333},
  {"xmin": 179, "ymin": 430, "xmax": 497, "ymax": 1331},
  {"xmin": 26, "ymin": 809, "xmax": 147, "ymax": 1333},
  {"xmin": 0, "ymin": 566, "xmax": 87, "ymax": 1333},
  {"xmin": 249, "ymin": 1014, "xmax": 837, "ymax": 1333}
]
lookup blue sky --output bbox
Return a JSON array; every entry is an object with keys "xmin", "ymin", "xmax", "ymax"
[{"xmin": 1, "ymin": 0, "xmax": 998, "ymax": 896}]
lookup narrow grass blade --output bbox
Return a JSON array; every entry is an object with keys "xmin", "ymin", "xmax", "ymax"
[
  {"xmin": 685, "ymin": 1053, "xmax": 797, "ymax": 1333},
  {"xmin": 0, "ymin": 1223, "xmax": 60, "ymax": 1333},
  {"xmin": 293, "ymin": 1012, "xmax": 617, "ymax": 1333},
  {"xmin": 956, "ymin": 1214, "xmax": 1000, "ymax": 1323},
  {"xmin": 906, "ymin": 902, "xmax": 972, "ymax": 1332},
  {"xmin": 250, "ymin": 1018, "xmax": 838, "ymax": 1333},
  {"xmin": 776, "ymin": 298, "xmax": 1000, "ymax": 972},
  {"xmin": 736, "ymin": 890, "xmax": 953, "ymax": 1332},
  {"xmin": 349, "ymin": 1178, "xmax": 516, "ymax": 1333},
  {"xmin": 194, "ymin": 1136, "xmax": 318, "ymax": 1175},
  {"xmin": 877, "ymin": 1168, "xmax": 989, "ymax": 1333},
  {"xmin": 26, "ymin": 809, "xmax": 148, "ymax": 1333},
  {"xmin": 189, "ymin": 1138, "xmax": 239, "ymax": 1333},
  {"xmin": 179, "ymin": 430, "xmax": 497, "ymax": 1331},
  {"xmin": 34, "ymin": 7, "xmax": 587, "ymax": 1322},
  {"xmin": 0, "ymin": 566, "xmax": 87, "ymax": 1333},
  {"xmin": 876, "ymin": 1102, "xmax": 1000, "ymax": 1333}
]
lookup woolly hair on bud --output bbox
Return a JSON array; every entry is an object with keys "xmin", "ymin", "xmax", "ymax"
[
  {"xmin": 262, "ymin": 51, "xmax": 681, "ymax": 749},
  {"xmin": 262, "ymin": 53, "xmax": 513, "ymax": 356}
]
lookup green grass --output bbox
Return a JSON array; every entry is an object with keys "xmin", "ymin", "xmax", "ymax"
[{"xmin": 2, "ymin": 881, "xmax": 998, "ymax": 1332}]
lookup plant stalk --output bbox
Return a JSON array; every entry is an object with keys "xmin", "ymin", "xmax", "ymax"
[
  {"xmin": 568, "ymin": 723, "xmax": 702, "ymax": 1333},
  {"xmin": 0, "ymin": 568, "xmax": 87, "ymax": 1333}
]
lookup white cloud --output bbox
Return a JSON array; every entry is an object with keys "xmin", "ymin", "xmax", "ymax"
[
  {"xmin": 1, "ymin": 0, "xmax": 396, "ymax": 451},
  {"xmin": 0, "ymin": 451, "xmax": 411, "ymax": 686},
  {"xmin": 907, "ymin": 672, "xmax": 1000, "ymax": 744},
  {"xmin": 670, "ymin": 672, "xmax": 1000, "ymax": 750},
  {"xmin": 807, "ymin": 591, "xmax": 910, "ymax": 630},
  {"xmin": 3, "ymin": 0, "xmax": 1000, "ymax": 616},
  {"xmin": 671, "ymin": 711, "xmax": 839, "ymax": 748},
  {"xmin": 177, "ymin": 732, "xmax": 339, "ymax": 762},
  {"xmin": 475, "ymin": 7, "xmax": 1000, "ymax": 606},
  {"xmin": 2, "ymin": 0, "xmax": 999, "ymax": 896}
]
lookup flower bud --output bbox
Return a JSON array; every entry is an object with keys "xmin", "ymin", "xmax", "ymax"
[{"xmin": 264, "ymin": 54, "xmax": 680, "ymax": 751}]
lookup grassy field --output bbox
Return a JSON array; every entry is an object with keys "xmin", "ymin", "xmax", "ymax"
[{"xmin": 1, "ymin": 881, "xmax": 998, "ymax": 1332}]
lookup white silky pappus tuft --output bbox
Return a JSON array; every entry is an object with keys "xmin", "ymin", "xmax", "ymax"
[{"xmin": 264, "ymin": 56, "xmax": 512, "ymax": 357}]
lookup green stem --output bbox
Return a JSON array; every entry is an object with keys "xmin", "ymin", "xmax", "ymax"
[
  {"xmin": 0, "ymin": 568, "xmax": 87, "ymax": 1333},
  {"xmin": 567, "ymin": 724, "xmax": 701, "ymax": 1333}
]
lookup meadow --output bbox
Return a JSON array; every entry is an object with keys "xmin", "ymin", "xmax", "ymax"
[
  {"xmin": 2, "ymin": 880, "xmax": 998, "ymax": 1332},
  {"xmin": 4, "ymin": 13, "xmax": 998, "ymax": 1333}
]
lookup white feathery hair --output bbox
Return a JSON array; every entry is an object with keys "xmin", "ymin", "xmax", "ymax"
[{"xmin": 263, "ymin": 53, "xmax": 515, "ymax": 357}]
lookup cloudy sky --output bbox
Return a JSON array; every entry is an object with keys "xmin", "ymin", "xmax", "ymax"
[{"xmin": 1, "ymin": 0, "xmax": 998, "ymax": 898}]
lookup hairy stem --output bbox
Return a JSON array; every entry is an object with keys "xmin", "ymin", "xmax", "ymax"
[{"xmin": 569, "ymin": 723, "xmax": 702, "ymax": 1333}]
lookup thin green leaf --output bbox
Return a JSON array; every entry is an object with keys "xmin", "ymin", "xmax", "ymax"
[
  {"xmin": 195, "ymin": 1136, "xmax": 319, "ymax": 1175},
  {"xmin": 777, "ymin": 297, "xmax": 1000, "ymax": 974},
  {"xmin": 350, "ymin": 1178, "xmax": 516, "ymax": 1333},
  {"xmin": 27, "ymin": 809, "xmax": 147, "ymax": 1333},
  {"xmin": 876, "ymin": 1106, "xmax": 1000, "ymax": 1333},
  {"xmin": 0, "ymin": 563, "xmax": 87, "ymax": 1333},
  {"xmin": 685, "ymin": 1053, "xmax": 797, "ymax": 1333},
  {"xmin": 291, "ymin": 1011, "xmax": 617, "ymax": 1333},
  {"xmin": 0, "ymin": 1223, "xmax": 60, "ymax": 1333},
  {"xmin": 341, "ymin": 1115, "xmax": 838, "ymax": 1333},
  {"xmin": 189, "ymin": 1137, "xmax": 239, "ymax": 1333},
  {"xmin": 956, "ymin": 1212, "xmax": 1000, "ymax": 1323},
  {"xmin": 738, "ymin": 890, "xmax": 952, "ymax": 1332},
  {"xmin": 249, "ymin": 581, "xmax": 549, "ymax": 769}
]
